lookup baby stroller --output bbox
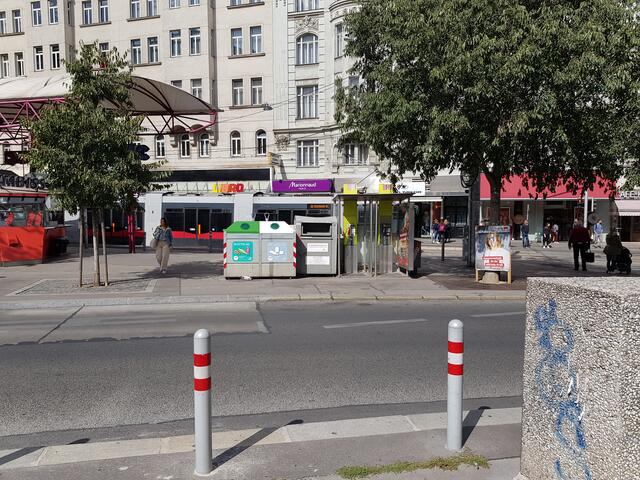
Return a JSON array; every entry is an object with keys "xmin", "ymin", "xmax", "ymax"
[{"xmin": 613, "ymin": 247, "xmax": 632, "ymax": 275}]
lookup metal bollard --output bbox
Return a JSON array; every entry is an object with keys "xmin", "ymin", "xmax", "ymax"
[
  {"xmin": 447, "ymin": 319, "xmax": 464, "ymax": 451},
  {"xmin": 194, "ymin": 329, "xmax": 212, "ymax": 476}
]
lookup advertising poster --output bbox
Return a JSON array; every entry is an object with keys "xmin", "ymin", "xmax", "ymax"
[
  {"xmin": 395, "ymin": 204, "xmax": 414, "ymax": 270},
  {"xmin": 232, "ymin": 241, "xmax": 253, "ymax": 262},
  {"xmin": 475, "ymin": 226, "xmax": 511, "ymax": 272}
]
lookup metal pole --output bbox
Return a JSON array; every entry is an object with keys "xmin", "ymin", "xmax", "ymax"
[
  {"xmin": 441, "ymin": 231, "xmax": 445, "ymax": 262},
  {"xmin": 193, "ymin": 329, "xmax": 212, "ymax": 476},
  {"xmin": 583, "ymin": 190, "xmax": 589, "ymax": 228},
  {"xmin": 447, "ymin": 319, "xmax": 464, "ymax": 451}
]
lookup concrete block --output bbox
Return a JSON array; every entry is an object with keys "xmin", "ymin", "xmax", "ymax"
[{"xmin": 519, "ymin": 278, "xmax": 640, "ymax": 480}]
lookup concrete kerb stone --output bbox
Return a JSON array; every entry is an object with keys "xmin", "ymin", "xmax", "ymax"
[{"xmin": 0, "ymin": 292, "xmax": 526, "ymax": 310}]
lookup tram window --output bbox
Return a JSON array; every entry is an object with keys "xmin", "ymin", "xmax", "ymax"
[
  {"xmin": 211, "ymin": 209, "xmax": 232, "ymax": 232},
  {"xmin": 164, "ymin": 208, "xmax": 184, "ymax": 232}
]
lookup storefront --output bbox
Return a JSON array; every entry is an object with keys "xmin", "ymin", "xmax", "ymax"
[
  {"xmin": 614, "ymin": 190, "xmax": 640, "ymax": 242},
  {"xmin": 480, "ymin": 174, "xmax": 614, "ymax": 241}
]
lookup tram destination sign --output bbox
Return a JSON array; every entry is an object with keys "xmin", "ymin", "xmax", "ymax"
[{"xmin": 0, "ymin": 172, "xmax": 48, "ymax": 191}]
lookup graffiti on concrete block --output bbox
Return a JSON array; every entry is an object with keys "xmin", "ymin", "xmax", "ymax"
[{"xmin": 534, "ymin": 299, "xmax": 592, "ymax": 480}]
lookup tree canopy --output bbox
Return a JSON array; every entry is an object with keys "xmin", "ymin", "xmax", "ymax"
[{"xmin": 336, "ymin": 0, "xmax": 640, "ymax": 221}]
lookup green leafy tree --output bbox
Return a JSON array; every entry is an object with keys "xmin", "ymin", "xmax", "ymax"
[
  {"xmin": 336, "ymin": 0, "xmax": 640, "ymax": 224},
  {"xmin": 25, "ymin": 42, "xmax": 165, "ymax": 286}
]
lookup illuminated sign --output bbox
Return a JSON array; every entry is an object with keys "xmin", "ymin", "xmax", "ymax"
[
  {"xmin": 342, "ymin": 184, "xmax": 358, "ymax": 194},
  {"xmin": 379, "ymin": 183, "xmax": 393, "ymax": 194},
  {"xmin": 212, "ymin": 183, "xmax": 246, "ymax": 193}
]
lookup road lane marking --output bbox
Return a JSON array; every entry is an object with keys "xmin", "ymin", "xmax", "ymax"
[
  {"xmin": 469, "ymin": 311, "xmax": 525, "ymax": 318},
  {"xmin": 323, "ymin": 318, "xmax": 430, "ymax": 329}
]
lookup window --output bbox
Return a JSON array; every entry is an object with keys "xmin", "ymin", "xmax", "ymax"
[
  {"xmin": 198, "ymin": 133, "xmax": 210, "ymax": 157},
  {"xmin": 231, "ymin": 131, "xmax": 241, "ymax": 156},
  {"xmin": 155, "ymin": 135, "xmax": 165, "ymax": 158},
  {"xmin": 189, "ymin": 28, "xmax": 201, "ymax": 55},
  {"xmin": 170, "ymin": 30, "xmax": 181, "ymax": 57},
  {"xmin": 82, "ymin": 1, "xmax": 92, "ymax": 24},
  {"xmin": 0, "ymin": 55, "xmax": 9, "ymax": 78},
  {"xmin": 343, "ymin": 143, "xmax": 368, "ymax": 165},
  {"xmin": 99, "ymin": 42, "xmax": 109, "ymax": 54},
  {"xmin": 48, "ymin": 0, "xmax": 59, "ymax": 24},
  {"xmin": 232, "ymin": 79, "xmax": 243, "ymax": 106},
  {"xmin": 170, "ymin": 0, "xmax": 180, "ymax": 8},
  {"xmin": 180, "ymin": 134, "xmax": 190, "ymax": 157},
  {"xmin": 251, "ymin": 77, "xmax": 263, "ymax": 105},
  {"xmin": 297, "ymin": 85, "xmax": 318, "ymax": 118},
  {"xmin": 147, "ymin": 37, "xmax": 158, "ymax": 63},
  {"xmin": 189, "ymin": 0, "xmax": 201, "ymax": 5},
  {"xmin": 34, "ymin": 46, "xmax": 44, "ymax": 71},
  {"xmin": 12, "ymin": 10, "xmax": 22, "ymax": 33},
  {"xmin": 130, "ymin": 0, "xmax": 141, "ymax": 18},
  {"xmin": 32, "ymin": 2, "xmax": 42, "ymax": 26},
  {"xmin": 297, "ymin": 140, "xmax": 318, "ymax": 167},
  {"xmin": 0, "ymin": 12, "xmax": 6, "ymax": 35},
  {"xmin": 191, "ymin": 78, "xmax": 202, "ymax": 98},
  {"xmin": 231, "ymin": 28, "xmax": 243, "ymax": 56},
  {"xmin": 250, "ymin": 26, "xmax": 262, "ymax": 54},
  {"xmin": 256, "ymin": 130, "xmax": 266, "ymax": 156},
  {"xmin": 335, "ymin": 23, "xmax": 344, "ymax": 58},
  {"xmin": 296, "ymin": 34, "xmax": 318, "ymax": 65},
  {"xmin": 50, "ymin": 44, "xmax": 60, "ymax": 69},
  {"xmin": 98, "ymin": 0, "xmax": 108, "ymax": 22},
  {"xmin": 170, "ymin": 79, "xmax": 182, "ymax": 88},
  {"xmin": 15, "ymin": 52, "xmax": 24, "ymax": 76},
  {"xmin": 348, "ymin": 75, "xmax": 359, "ymax": 88},
  {"xmin": 67, "ymin": 1, "xmax": 74, "ymax": 25},
  {"xmin": 130, "ymin": 39, "xmax": 141, "ymax": 64},
  {"xmin": 147, "ymin": 0, "xmax": 157, "ymax": 16},
  {"xmin": 296, "ymin": 0, "xmax": 319, "ymax": 12},
  {"xmin": 230, "ymin": 0, "xmax": 241, "ymax": 5}
]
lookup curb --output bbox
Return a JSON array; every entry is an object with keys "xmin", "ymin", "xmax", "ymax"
[{"xmin": 0, "ymin": 292, "xmax": 526, "ymax": 310}]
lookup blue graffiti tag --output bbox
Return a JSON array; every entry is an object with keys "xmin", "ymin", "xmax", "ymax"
[{"xmin": 534, "ymin": 299, "xmax": 592, "ymax": 480}]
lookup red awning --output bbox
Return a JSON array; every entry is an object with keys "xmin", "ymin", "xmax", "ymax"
[{"xmin": 480, "ymin": 174, "xmax": 615, "ymax": 200}]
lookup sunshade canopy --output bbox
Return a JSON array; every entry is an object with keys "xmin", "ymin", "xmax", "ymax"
[{"xmin": 0, "ymin": 74, "xmax": 219, "ymax": 144}]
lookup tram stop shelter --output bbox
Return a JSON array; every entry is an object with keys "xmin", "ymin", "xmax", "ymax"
[
  {"xmin": 0, "ymin": 73, "xmax": 219, "ymax": 145},
  {"xmin": 333, "ymin": 193, "xmax": 415, "ymax": 277}
]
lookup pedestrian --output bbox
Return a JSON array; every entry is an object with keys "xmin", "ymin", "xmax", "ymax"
[
  {"xmin": 593, "ymin": 220, "xmax": 604, "ymax": 247},
  {"xmin": 152, "ymin": 217, "xmax": 173, "ymax": 274},
  {"xmin": 438, "ymin": 219, "xmax": 447, "ymax": 243},
  {"xmin": 521, "ymin": 219, "xmax": 530, "ymax": 248},
  {"xmin": 543, "ymin": 223, "xmax": 552, "ymax": 248},
  {"xmin": 432, "ymin": 218, "xmax": 440, "ymax": 243},
  {"xmin": 551, "ymin": 223, "xmax": 559, "ymax": 243},
  {"xmin": 568, "ymin": 220, "xmax": 591, "ymax": 271},
  {"xmin": 604, "ymin": 232, "xmax": 623, "ymax": 273}
]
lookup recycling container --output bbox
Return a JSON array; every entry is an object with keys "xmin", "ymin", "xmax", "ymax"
[
  {"xmin": 294, "ymin": 216, "xmax": 338, "ymax": 275},
  {"xmin": 224, "ymin": 221, "xmax": 260, "ymax": 278},
  {"xmin": 259, "ymin": 221, "xmax": 296, "ymax": 278}
]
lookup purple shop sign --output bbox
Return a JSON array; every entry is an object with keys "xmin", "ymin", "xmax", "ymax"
[{"xmin": 271, "ymin": 179, "xmax": 333, "ymax": 193}]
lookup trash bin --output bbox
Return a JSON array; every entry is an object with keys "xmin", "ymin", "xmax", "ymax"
[
  {"xmin": 294, "ymin": 216, "xmax": 338, "ymax": 275},
  {"xmin": 224, "ymin": 221, "xmax": 260, "ymax": 278},
  {"xmin": 260, "ymin": 221, "xmax": 296, "ymax": 278}
]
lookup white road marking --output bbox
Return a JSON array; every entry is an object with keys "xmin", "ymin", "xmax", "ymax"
[
  {"xmin": 323, "ymin": 318, "xmax": 430, "ymax": 329},
  {"xmin": 469, "ymin": 311, "xmax": 525, "ymax": 318}
]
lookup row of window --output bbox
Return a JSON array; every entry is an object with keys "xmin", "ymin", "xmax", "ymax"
[
  {"xmin": 230, "ymin": 26, "xmax": 263, "ymax": 56},
  {"xmin": 79, "ymin": 0, "xmax": 201, "ymax": 26},
  {"xmin": 151, "ymin": 133, "xmax": 367, "ymax": 167},
  {"xmin": 129, "ymin": 28, "xmax": 202, "ymax": 65},
  {"xmin": 0, "ymin": 45, "xmax": 61, "ymax": 78},
  {"xmin": 0, "ymin": 10, "xmax": 23, "ymax": 35},
  {"xmin": 228, "ymin": 0, "xmax": 316, "ymax": 10},
  {"xmin": 231, "ymin": 78, "xmax": 263, "ymax": 106}
]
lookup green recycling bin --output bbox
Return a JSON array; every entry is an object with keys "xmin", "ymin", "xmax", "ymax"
[{"xmin": 224, "ymin": 221, "xmax": 260, "ymax": 278}]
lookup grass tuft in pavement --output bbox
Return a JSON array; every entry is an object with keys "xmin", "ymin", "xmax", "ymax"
[{"xmin": 336, "ymin": 451, "xmax": 489, "ymax": 479}]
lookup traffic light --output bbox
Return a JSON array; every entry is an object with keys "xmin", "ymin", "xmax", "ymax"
[{"xmin": 128, "ymin": 143, "xmax": 150, "ymax": 161}]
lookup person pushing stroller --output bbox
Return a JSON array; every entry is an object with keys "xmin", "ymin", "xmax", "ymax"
[{"xmin": 604, "ymin": 233, "xmax": 632, "ymax": 274}]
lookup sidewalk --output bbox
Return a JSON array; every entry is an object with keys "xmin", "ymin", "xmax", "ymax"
[
  {"xmin": 1, "ymin": 241, "xmax": 636, "ymax": 309},
  {"xmin": 0, "ymin": 407, "xmax": 522, "ymax": 480}
]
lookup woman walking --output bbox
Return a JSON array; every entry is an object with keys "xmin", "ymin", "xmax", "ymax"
[
  {"xmin": 152, "ymin": 218, "xmax": 173, "ymax": 274},
  {"xmin": 543, "ymin": 223, "xmax": 552, "ymax": 248}
]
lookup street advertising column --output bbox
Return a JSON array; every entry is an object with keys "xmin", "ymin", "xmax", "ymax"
[
  {"xmin": 475, "ymin": 225, "xmax": 512, "ymax": 283},
  {"xmin": 394, "ymin": 202, "xmax": 414, "ymax": 273}
]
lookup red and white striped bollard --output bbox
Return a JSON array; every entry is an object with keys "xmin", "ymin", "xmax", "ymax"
[
  {"xmin": 447, "ymin": 319, "xmax": 463, "ymax": 451},
  {"xmin": 194, "ymin": 329, "xmax": 212, "ymax": 476}
]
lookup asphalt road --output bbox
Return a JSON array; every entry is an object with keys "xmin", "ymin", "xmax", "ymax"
[{"xmin": 0, "ymin": 300, "xmax": 525, "ymax": 447}]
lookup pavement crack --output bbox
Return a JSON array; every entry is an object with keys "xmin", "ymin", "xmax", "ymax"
[{"xmin": 37, "ymin": 306, "xmax": 84, "ymax": 344}]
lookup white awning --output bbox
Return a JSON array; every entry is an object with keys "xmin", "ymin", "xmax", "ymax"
[
  {"xmin": 615, "ymin": 199, "xmax": 640, "ymax": 216},
  {"xmin": 0, "ymin": 73, "xmax": 217, "ymax": 116}
]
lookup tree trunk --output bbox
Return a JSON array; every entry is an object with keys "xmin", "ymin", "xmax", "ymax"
[
  {"xmin": 92, "ymin": 208, "xmax": 101, "ymax": 287},
  {"xmin": 79, "ymin": 209, "xmax": 84, "ymax": 287},
  {"xmin": 83, "ymin": 208, "xmax": 89, "ymax": 249},
  {"xmin": 100, "ymin": 209, "xmax": 109, "ymax": 286},
  {"xmin": 486, "ymin": 172, "xmax": 502, "ymax": 225}
]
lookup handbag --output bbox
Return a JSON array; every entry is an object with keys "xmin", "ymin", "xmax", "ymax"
[
  {"xmin": 150, "ymin": 238, "xmax": 158, "ymax": 249},
  {"xmin": 584, "ymin": 250, "xmax": 595, "ymax": 263}
]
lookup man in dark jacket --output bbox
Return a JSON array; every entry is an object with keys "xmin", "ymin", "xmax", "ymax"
[
  {"xmin": 568, "ymin": 220, "xmax": 591, "ymax": 271},
  {"xmin": 521, "ymin": 220, "xmax": 530, "ymax": 248}
]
